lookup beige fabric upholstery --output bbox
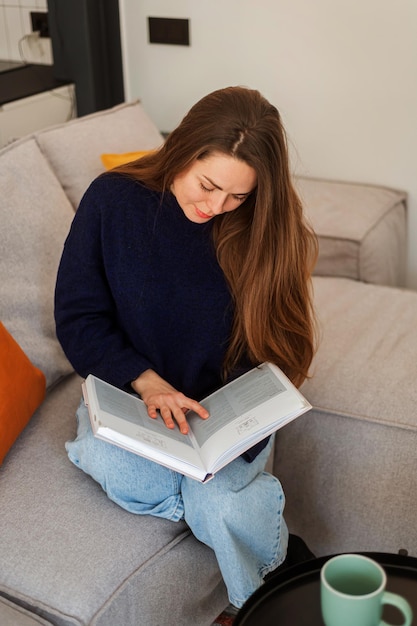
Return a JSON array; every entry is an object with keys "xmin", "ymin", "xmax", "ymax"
[
  {"xmin": 304, "ymin": 277, "xmax": 417, "ymax": 424},
  {"xmin": 275, "ymin": 276, "xmax": 417, "ymax": 557},
  {"xmin": 0, "ymin": 374, "xmax": 228, "ymax": 626},
  {"xmin": 296, "ymin": 177, "xmax": 407, "ymax": 286},
  {"xmin": 0, "ymin": 597, "xmax": 53, "ymax": 625},
  {"xmin": 0, "ymin": 138, "xmax": 74, "ymax": 388},
  {"xmin": 36, "ymin": 100, "xmax": 164, "ymax": 210}
]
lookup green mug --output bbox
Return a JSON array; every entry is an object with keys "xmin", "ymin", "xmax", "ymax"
[{"xmin": 320, "ymin": 554, "xmax": 413, "ymax": 626}]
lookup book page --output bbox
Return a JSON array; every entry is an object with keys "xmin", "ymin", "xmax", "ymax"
[
  {"xmin": 86, "ymin": 377, "xmax": 211, "ymax": 479},
  {"xmin": 187, "ymin": 363, "xmax": 310, "ymax": 473},
  {"xmin": 95, "ymin": 378, "xmax": 193, "ymax": 447},
  {"xmin": 187, "ymin": 365, "xmax": 286, "ymax": 447}
]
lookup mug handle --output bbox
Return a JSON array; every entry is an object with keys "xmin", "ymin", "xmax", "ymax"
[{"xmin": 380, "ymin": 591, "xmax": 413, "ymax": 626}]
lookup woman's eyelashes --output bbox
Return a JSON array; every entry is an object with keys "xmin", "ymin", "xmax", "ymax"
[{"xmin": 199, "ymin": 182, "xmax": 247, "ymax": 202}]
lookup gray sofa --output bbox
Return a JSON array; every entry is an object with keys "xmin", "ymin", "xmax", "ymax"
[{"xmin": 1, "ymin": 101, "xmax": 416, "ymax": 626}]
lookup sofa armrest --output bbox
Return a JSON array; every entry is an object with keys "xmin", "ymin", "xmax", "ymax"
[{"xmin": 296, "ymin": 176, "xmax": 407, "ymax": 286}]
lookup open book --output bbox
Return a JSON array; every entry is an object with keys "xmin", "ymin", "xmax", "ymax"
[{"xmin": 82, "ymin": 362, "xmax": 312, "ymax": 483}]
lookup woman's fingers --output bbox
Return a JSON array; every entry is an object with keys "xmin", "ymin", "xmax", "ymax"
[
  {"xmin": 148, "ymin": 395, "xmax": 209, "ymax": 435},
  {"xmin": 133, "ymin": 371, "xmax": 209, "ymax": 435},
  {"xmin": 161, "ymin": 406, "xmax": 189, "ymax": 434}
]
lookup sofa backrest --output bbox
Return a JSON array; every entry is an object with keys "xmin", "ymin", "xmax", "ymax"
[
  {"xmin": 296, "ymin": 176, "xmax": 407, "ymax": 287},
  {"xmin": 0, "ymin": 101, "xmax": 164, "ymax": 389},
  {"xmin": 0, "ymin": 136, "xmax": 74, "ymax": 388},
  {"xmin": 35, "ymin": 100, "xmax": 164, "ymax": 210}
]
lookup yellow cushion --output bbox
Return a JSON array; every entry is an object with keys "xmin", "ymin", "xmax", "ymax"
[
  {"xmin": 100, "ymin": 150, "xmax": 151, "ymax": 170},
  {"xmin": 0, "ymin": 322, "xmax": 46, "ymax": 464}
]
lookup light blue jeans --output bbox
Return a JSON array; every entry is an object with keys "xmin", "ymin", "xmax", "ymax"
[{"xmin": 66, "ymin": 400, "xmax": 289, "ymax": 608}]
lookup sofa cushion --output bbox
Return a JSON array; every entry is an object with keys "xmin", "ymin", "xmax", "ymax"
[
  {"xmin": 0, "ymin": 596, "xmax": 53, "ymax": 625},
  {"xmin": 0, "ymin": 374, "xmax": 228, "ymax": 626},
  {"xmin": 275, "ymin": 276, "xmax": 417, "ymax": 556},
  {"xmin": 296, "ymin": 177, "xmax": 407, "ymax": 286},
  {"xmin": 0, "ymin": 138, "xmax": 74, "ymax": 388},
  {"xmin": 100, "ymin": 150, "xmax": 151, "ymax": 170},
  {"xmin": 0, "ymin": 322, "xmax": 46, "ymax": 464},
  {"xmin": 36, "ymin": 101, "xmax": 164, "ymax": 210},
  {"xmin": 303, "ymin": 276, "xmax": 417, "ymax": 427}
]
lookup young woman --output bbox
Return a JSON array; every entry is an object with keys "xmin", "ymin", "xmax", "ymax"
[{"xmin": 54, "ymin": 86, "xmax": 318, "ymax": 609}]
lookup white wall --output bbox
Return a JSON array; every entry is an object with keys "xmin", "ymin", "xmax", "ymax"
[
  {"xmin": 0, "ymin": 0, "xmax": 51, "ymax": 63},
  {"xmin": 119, "ymin": 0, "xmax": 417, "ymax": 289}
]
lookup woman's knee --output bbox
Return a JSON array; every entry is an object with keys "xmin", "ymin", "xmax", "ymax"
[
  {"xmin": 181, "ymin": 457, "xmax": 285, "ymax": 533},
  {"xmin": 66, "ymin": 399, "xmax": 185, "ymax": 518}
]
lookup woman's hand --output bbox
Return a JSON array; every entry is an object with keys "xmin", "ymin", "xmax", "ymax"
[{"xmin": 131, "ymin": 369, "xmax": 209, "ymax": 435}]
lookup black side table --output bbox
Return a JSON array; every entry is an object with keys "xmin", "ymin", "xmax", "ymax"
[{"xmin": 234, "ymin": 552, "xmax": 417, "ymax": 625}]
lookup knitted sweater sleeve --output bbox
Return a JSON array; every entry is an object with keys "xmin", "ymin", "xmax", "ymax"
[{"xmin": 54, "ymin": 176, "xmax": 153, "ymax": 389}]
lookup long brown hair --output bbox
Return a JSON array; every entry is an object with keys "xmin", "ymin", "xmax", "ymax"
[{"xmin": 114, "ymin": 86, "xmax": 318, "ymax": 387}]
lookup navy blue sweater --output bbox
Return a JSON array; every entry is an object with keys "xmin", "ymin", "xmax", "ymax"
[{"xmin": 55, "ymin": 173, "xmax": 268, "ymax": 461}]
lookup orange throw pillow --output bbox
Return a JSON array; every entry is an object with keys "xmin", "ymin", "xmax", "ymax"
[
  {"xmin": 100, "ymin": 150, "xmax": 151, "ymax": 170},
  {"xmin": 0, "ymin": 322, "xmax": 46, "ymax": 464}
]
